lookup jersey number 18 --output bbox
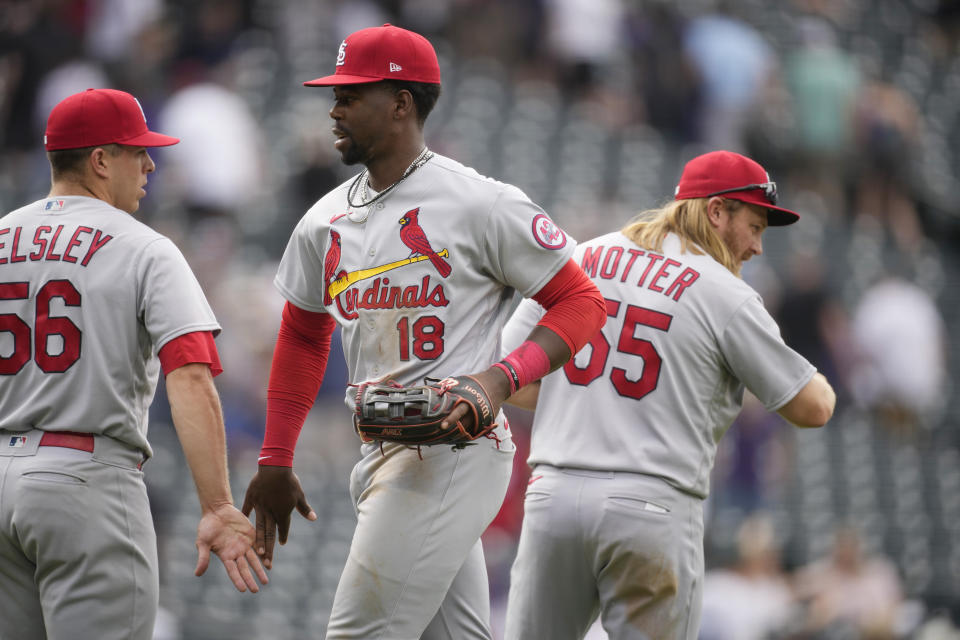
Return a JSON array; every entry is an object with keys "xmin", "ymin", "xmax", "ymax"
[{"xmin": 397, "ymin": 315, "xmax": 444, "ymax": 360}]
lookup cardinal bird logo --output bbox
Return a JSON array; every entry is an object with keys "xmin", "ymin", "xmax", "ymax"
[
  {"xmin": 323, "ymin": 230, "xmax": 343, "ymax": 305},
  {"xmin": 398, "ymin": 208, "xmax": 452, "ymax": 277}
]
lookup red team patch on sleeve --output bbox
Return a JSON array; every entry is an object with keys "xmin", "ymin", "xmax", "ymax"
[{"xmin": 531, "ymin": 213, "xmax": 567, "ymax": 250}]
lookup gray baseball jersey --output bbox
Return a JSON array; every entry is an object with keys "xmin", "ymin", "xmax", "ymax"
[
  {"xmin": 275, "ymin": 151, "xmax": 573, "ymax": 639},
  {"xmin": 502, "ymin": 230, "xmax": 816, "ymax": 639},
  {"xmin": 502, "ymin": 230, "xmax": 815, "ymax": 498},
  {"xmin": 0, "ymin": 196, "xmax": 220, "ymax": 457},
  {"xmin": 276, "ymin": 152, "xmax": 574, "ymax": 398}
]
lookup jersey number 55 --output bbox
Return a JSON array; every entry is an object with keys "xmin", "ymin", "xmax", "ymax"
[{"xmin": 564, "ymin": 297, "xmax": 672, "ymax": 400}]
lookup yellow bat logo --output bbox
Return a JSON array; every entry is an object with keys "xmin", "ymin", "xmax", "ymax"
[{"xmin": 328, "ymin": 249, "xmax": 449, "ymax": 299}]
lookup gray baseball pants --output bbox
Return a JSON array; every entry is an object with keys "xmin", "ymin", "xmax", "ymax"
[
  {"xmin": 505, "ymin": 465, "xmax": 704, "ymax": 640},
  {"xmin": 326, "ymin": 425, "xmax": 515, "ymax": 640},
  {"xmin": 0, "ymin": 429, "xmax": 156, "ymax": 640}
]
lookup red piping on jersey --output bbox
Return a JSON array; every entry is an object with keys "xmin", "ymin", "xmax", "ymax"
[
  {"xmin": 532, "ymin": 258, "xmax": 606, "ymax": 357},
  {"xmin": 258, "ymin": 302, "xmax": 336, "ymax": 467},
  {"xmin": 158, "ymin": 331, "xmax": 223, "ymax": 377}
]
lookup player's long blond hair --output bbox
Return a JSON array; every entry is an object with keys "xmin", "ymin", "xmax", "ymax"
[{"xmin": 621, "ymin": 198, "xmax": 743, "ymax": 276}]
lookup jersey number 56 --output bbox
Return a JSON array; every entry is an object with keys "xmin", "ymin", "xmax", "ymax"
[{"xmin": 0, "ymin": 280, "xmax": 82, "ymax": 374}]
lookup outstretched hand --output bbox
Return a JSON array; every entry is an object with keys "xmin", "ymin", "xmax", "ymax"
[
  {"xmin": 194, "ymin": 503, "xmax": 269, "ymax": 593},
  {"xmin": 241, "ymin": 466, "xmax": 317, "ymax": 569}
]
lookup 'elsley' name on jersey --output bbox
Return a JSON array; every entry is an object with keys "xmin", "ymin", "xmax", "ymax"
[
  {"xmin": 580, "ymin": 245, "xmax": 700, "ymax": 302},
  {"xmin": 0, "ymin": 225, "xmax": 112, "ymax": 267}
]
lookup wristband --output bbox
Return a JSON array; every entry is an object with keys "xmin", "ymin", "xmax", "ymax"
[
  {"xmin": 497, "ymin": 340, "xmax": 551, "ymax": 393},
  {"xmin": 493, "ymin": 361, "xmax": 520, "ymax": 394}
]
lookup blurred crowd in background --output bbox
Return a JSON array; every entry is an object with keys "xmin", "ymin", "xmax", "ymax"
[{"xmin": 2, "ymin": 0, "xmax": 960, "ymax": 638}]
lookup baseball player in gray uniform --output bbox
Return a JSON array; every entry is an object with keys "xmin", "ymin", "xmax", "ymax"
[
  {"xmin": 241, "ymin": 24, "xmax": 606, "ymax": 640},
  {"xmin": 501, "ymin": 150, "xmax": 837, "ymax": 639},
  {"xmin": 0, "ymin": 88, "xmax": 267, "ymax": 640}
]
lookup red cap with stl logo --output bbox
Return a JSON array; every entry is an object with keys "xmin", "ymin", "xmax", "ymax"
[
  {"xmin": 44, "ymin": 88, "xmax": 179, "ymax": 151},
  {"xmin": 303, "ymin": 23, "xmax": 441, "ymax": 87}
]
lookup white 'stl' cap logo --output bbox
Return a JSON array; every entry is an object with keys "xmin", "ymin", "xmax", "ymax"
[{"xmin": 336, "ymin": 40, "xmax": 347, "ymax": 66}]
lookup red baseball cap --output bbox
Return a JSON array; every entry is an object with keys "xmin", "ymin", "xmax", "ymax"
[
  {"xmin": 303, "ymin": 23, "xmax": 441, "ymax": 87},
  {"xmin": 674, "ymin": 150, "xmax": 800, "ymax": 226},
  {"xmin": 44, "ymin": 88, "xmax": 179, "ymax": 151}
]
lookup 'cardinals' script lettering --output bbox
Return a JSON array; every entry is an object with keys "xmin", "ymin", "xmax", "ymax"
[{"xmin": 335, "ymin": 276, "xmax": 449, "ymax": 320}]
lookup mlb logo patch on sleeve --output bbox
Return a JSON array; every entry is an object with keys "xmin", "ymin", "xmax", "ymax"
[{"xmin": 8, "ymin": 436, "xmax": 27, "ymax": 448}]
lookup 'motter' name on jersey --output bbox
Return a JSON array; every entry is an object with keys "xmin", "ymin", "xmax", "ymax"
[{"xmin": 579, "ymin": 244, "xmax": 700, "ymax": 302}]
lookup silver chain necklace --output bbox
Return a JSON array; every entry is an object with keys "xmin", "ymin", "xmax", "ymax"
[{"xmin": 346, "ymin": 147, "xmax": 434, "ymax": 212}]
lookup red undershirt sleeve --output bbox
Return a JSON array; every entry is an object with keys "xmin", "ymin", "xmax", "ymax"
[
  {"xmin": 258, "ymin": 302, "xmax": 337, "ymax": 467},
  {"xmin": 532, "ymin": 258, "xmax": 606, "ymax": 356},
  {"xmin": 158, "ymin": 331, "xmax": 223, "ymax": 377}
]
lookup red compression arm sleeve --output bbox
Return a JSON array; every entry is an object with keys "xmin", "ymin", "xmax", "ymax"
[
  {"xmin": 532, "ymin": 258, "xmax": 606, "ymax": 356},
  {"xmin": 158, "ymin": 331, "xmax": 223, "ymax": 377},
  {"xmin": 259, "ymin": 302, "xmax": 336, "ymax": 467}
]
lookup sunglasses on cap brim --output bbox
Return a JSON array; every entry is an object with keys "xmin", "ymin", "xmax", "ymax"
[{"xmin": 707, "ymin": 182, "xmax": 778, "ymax": 205}]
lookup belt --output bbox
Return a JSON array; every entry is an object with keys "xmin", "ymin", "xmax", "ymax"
[{"xmin": 39, "ymin": 430, "xmax": 95, "ymax": 453}]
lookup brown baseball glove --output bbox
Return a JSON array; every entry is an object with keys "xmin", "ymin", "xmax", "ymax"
[{"xmin": 352, "ymin": 376, "xmax": 497, "ymax": 446}]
